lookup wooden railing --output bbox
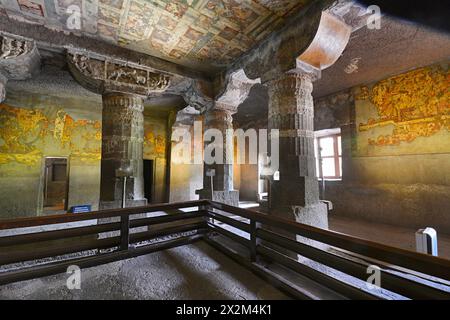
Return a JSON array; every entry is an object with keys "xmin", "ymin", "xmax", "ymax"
[
  {"xmin": 0, "ymin": 199, "xmax": 449, "ymax": 300},
  {"xmin": 0, "ymin": 200, "xmax": 209, "ymax": 285}
]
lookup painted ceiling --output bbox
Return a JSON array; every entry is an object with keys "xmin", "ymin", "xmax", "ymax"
[{"xmin": 0, "ymin": 0, "xmax": 313, "ymax": 72}]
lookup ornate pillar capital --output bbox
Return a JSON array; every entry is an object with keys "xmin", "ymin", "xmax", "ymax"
[
  {"xmin": 208, "ymin": 104, "xmax": 236, "ymax": 121},
  {"xmin": 102, "ymin": 92, "xmax": 144, "ymax": 113}
]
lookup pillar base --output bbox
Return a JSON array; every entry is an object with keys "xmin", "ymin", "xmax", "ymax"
[
  {"xmin": 197, "ymin": 189, "xmax": 239, "ymax": 207},
  {"xmin": 99, "ymin": 199, "xmax": 147, "ymax": 210},
  {"xmin": 269, "ymin": 202, "xmax": 328, "ymax": 259}
]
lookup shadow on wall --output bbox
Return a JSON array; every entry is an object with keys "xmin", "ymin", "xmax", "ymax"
[{"xmin": 314, "ymin": 62, "xmax": 450, "ymax": 232}]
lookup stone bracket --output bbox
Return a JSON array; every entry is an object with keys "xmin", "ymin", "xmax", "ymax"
[
  {"xmin": 67, "ymin": 50, "xmax": 171, "ymax": 97},
  {"xmin": 182, "ymin": 79, "xmax": 214, "ymax": 113},
  {"xmin": 215, "ymin": 69, "xmax": 261, "ymax": 112},
  {"xmin": 0, "ymin": 33, "xmax": 41, "ymax": 102}
]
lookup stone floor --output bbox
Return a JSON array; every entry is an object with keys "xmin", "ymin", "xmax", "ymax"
[
  {"xmin": 0, "ymin": 241, "xmax": 289, "ymax": 300},
  {"xmin": 329, "ymin": 215, "xmax": 450, "ymax": 260},
  {"xmin": 245, "ymin": 201, "xmax": 450, "ymax": 260}
]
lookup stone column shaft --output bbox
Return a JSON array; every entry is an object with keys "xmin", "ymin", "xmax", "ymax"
[
  {"xmin": 197, "ymin": 107, "xmax": 239, "ymax": 206},
  {"xmin": 266, "ymin": 72, "xmax": 327, "ymax": 229},
  {"xmin": 100, "ymin": 92, "xmax": 146, "ymax": 209},
  {"xmin": 204, "ymin": 108, "xmax": 234, "ymax": 191}
]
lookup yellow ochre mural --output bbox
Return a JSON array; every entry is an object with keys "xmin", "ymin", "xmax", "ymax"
[
  {"xmin": 0, "ymin": 104, "xmax": 102, "ymax": 166},
  {"xmin": 0, "ymin": 103, "xmax": 168, "ymax": 167},
  {"xmin": 355, "ymin": 64, "xmax": 450, "ymax": 155},
  {"xmin": 143, "ymin": 118, "xmax": 167, "ymax": 157}
]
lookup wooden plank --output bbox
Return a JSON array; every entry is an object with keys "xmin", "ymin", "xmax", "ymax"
[
  {"xmin": 0, "ymin": 200, "xmax": 210, "ymax": 230},
  {"xmin": 0, "ymin": 234, "xmax": 204, "ymax": 286},
  {"xmin": 0, "ymin": 222, "xmax": 120, "ymax": 247},
  {"xmin": 130, "ymin": 222, "xmax": 207, "ymax": 244},
  {"xmin": 203, "ymin": 236, "xmax": 317, "ymax": 300},
  {"xmin": 120, "ymin": 215, "xmax": 130, "ymax": 251},
  {"xmin": 257, "ymin": 245, "xmax": 381, "ymax": 300},
  {"xmin": 0, "ymin": 237, "xmax": 120, "ymax": 266},
  {"xmin": 130, "ymin": 211, "xmax": 205, "ymax": 228},
  {"xmin": 209, "ymin": 201, "xmax": 450, "ymax": 281},
  {"xmin": 207, "ymin": 211, "xmax": 251, "ymax": 233},
  {"xmin": 257, "ymin": 228, "xmax": 450, "ymax": 300},
  {"xmin": 207, "ymin": 222, "xmax": 250, "ymax": 248},
  {"xmin": 250, "ymin": 220, "xmax": 261, "ymax": 262}
]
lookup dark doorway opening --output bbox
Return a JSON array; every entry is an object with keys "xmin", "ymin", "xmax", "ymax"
[
  {"xmin": 43, "ymin": 157, "xmax": 69, "ymax": 212},
  {"xmin": 143, "ymin": 159, "xmax": 154, "ymax": 204}
]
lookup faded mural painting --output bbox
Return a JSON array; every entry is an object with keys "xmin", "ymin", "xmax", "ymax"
[
  {"xmin": 0, "ymin": 104, "xmax": 168, "ymax": 167},
  {"xmin": 0, "ymin": 94, "xmax": 168, "ymax": 217},
  {"xmin": 144, "ymin": 118, "xmax": 167, "ymax": 158},
  {"xmin": 0, "ymin": 103, "xmax": 102, "ymax": 167},
  {"xmin": 354, "ymin": 63, "xmax": 450, "ymax": 156}
]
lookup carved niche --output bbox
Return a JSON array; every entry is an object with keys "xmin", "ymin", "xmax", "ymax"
[{"xmin": 68, "ymin": 51, "xmax": 171, "ymax": 96}]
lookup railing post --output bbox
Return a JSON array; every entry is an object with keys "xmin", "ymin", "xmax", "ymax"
[
  {"xmin": 250, "ymin": 219, "xmax": 261, "ymax": 262},
  {"xmin": 200, "ymin": 201, "xmax": 213, "ymax": 229},
  {"xmin": 120, "ymin": 214, "xmax": 130, "ymax": 251}
]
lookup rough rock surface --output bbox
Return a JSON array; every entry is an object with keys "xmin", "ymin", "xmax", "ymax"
[{"xmin": 0, "ymin": 242, "xmax": 288, "ymax": 300}]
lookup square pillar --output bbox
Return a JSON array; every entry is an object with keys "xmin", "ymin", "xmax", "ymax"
[
  {"xmin": 266, "ymin": 72, "xmax": 328, "ymax": 229},
  {"xmin": 99, "ymin": 92, "xmax": 147, "ymax": 209},
  {"xmin": 197, "ymin": 108, "xmax": 239, "ymax": 206}
]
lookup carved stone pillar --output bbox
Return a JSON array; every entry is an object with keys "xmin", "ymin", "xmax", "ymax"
[
  {"xmin": 99, "ymin": 92, "xmax": 147, "ymax": 209},
  {"xmin": 192, "ymin": 69, "xmax": 259, "ymax": 206},
  {"xmin": 197, "ymin": 107, "xmax": 239, "ymax": 206},
  {"xmin": 266, "ymin": 72, "xmax": 328, "ymax": 229}
]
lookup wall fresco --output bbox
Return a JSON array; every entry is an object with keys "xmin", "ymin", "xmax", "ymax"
[
  {"xmin": 143, "ymin": 117, "xmax": 167, "ymax": 158},
  {"xmin": 0, "ymin": 97, "xmax": 171, "ymax": 217},
  {"xmin": 354, "ymin": 64, "xmax": 450, "ymax": 156},
  {"xmin": 0, "ymin": 103, "xmax": 169, "ymax": 166},
  {"xmin": 0, "ymin": 103, "xmax": 102, "ymax": 166}
]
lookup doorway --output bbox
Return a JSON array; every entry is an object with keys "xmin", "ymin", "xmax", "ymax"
[
  {"xmin": 43, "ymin": 157, "xmax": 69, "ymax": 212},
  {"xmin": 143, "ymin": 159, "xmax": 154, "ymax": 203}
]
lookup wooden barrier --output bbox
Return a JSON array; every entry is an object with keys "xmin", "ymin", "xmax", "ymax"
[{"xmin": 0, "ymin": 199, "xmax": 449, "ymax": 300}]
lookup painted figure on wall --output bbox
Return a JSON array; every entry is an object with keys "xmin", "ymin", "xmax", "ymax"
[{"xmin": 356, "ymin": 64, "xmax": 449, "ymax": 152}]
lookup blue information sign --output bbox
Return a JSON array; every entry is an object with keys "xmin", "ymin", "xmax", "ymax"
[{"xmin": 69, "ymin": 205, "xmax": 91, "ymax": 214}]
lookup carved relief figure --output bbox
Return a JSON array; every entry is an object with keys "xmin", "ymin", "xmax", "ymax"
[
  {"xmin": 69, "ymin": 52, "xmax": 170, "ymax": 91},
  {"xmin": 358, "ymin": 65, "xmax": 450, "ymax": 147},
  {"xmin": 72, "ymin": 54, "xmax": 93, "ymax": 75},
  {"xmin": 0, "ymin": 36, "xmax": 32, "ymax": 59}
]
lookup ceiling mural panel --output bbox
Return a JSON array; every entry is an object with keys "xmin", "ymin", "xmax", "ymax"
[{"xmin": 0, "ymin": 0, "xmax": 313, "ymax": 71}]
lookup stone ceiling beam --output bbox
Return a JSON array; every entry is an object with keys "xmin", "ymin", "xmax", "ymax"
[{"xmin": 0, "ymin": 16, "xmax": 209, "ymax": 82}]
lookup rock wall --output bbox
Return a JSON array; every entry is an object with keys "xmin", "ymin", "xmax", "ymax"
[
  {"xmin": 315, "ymin": 62, "xmax": 450, "ymax": 233},
  {"xmin": 0, "ymin": 89, "xmax": 170, "ymax": 218}
]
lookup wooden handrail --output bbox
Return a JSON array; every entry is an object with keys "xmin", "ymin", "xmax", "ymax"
[
  {"xmin": 0, "ymin": 199, "xmax": 448, "ymax": 299},
  {"xmin": 208, "ymin": 200, "xmax": 450, "ymax": 281},
  {"xmin": 0, "ymin": 200, "xmax": 209, "ymax": 230}
]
